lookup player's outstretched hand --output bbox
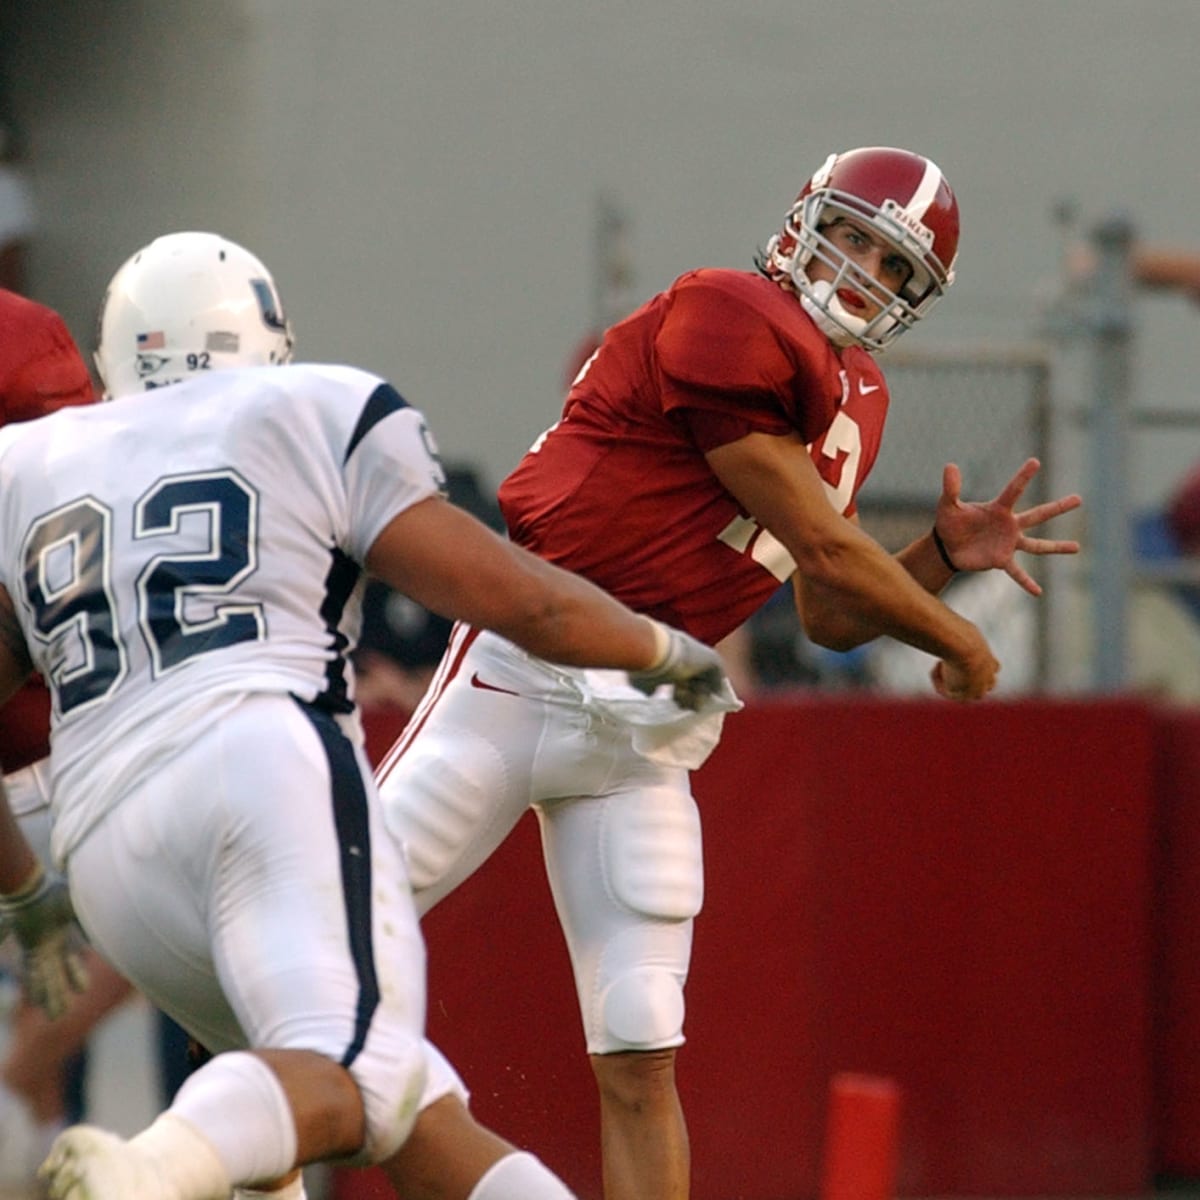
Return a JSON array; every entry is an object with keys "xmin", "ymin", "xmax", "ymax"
[
  {"xmin": 932, "ymin": 457, "xmax": 1082, "ymax": 596},
  {"xmin": 628, "ymin": 621, "xmax": 729, "ymax": 711},
  {"xmin": 0, "ymin": 865, "xmax": 90, "ymax": 1019}
]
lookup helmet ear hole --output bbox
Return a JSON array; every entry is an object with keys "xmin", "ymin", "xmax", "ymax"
[{"xmin": 95, "ymin": 232, "xmax": 294, "ymax": 400}]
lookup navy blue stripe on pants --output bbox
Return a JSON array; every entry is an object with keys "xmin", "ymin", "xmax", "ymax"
[{"xmin": 293, "ymin": 698, "xmax": 380, "ymax": 1069}]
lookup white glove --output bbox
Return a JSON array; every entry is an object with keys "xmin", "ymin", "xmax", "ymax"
[
  {"xmin": 0, "ymin": 865, "xmax": 90, "ymax": 1019},
  {"xmin": 627, "ymin": 619, "xmax": 728, "ymax": 712}
]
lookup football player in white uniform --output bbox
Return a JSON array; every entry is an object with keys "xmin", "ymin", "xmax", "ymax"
[{"xmin": 0, "ymin": 232, "xmax": 728, "ymax": 1200}]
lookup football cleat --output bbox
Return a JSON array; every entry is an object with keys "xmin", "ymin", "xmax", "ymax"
[{"xmin": 39, "ymin": 1126, "xmax": 167, "ymax": 1200}]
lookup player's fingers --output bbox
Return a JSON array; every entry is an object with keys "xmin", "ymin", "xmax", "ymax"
[
  {"xmin": 931, "ymin": 660, "xmax": 979, "ymax": 701},
  {"xmin": 1006, "ymin": 560, "xmax": 1043, "ymax": 597},
  {"xmin": 27, "ymin": 963, "xmax": 62, "ymax": 1020},
  {"xmin": 994, "ymin": 457, "xmax": 1040, "ymax": 510},
  {"xmin": 1016, "ymin": 493, "xmax": 1083, "ymax": 528},
  {"xmin": 941, "ymin": 462, "xmax": 963, "ymax": 505},
  {"xmin": 1019, "ymin": 535, "xmax": 1080, "ymax": 557},
  {"xmin": 66, "ymin": 949, "xmax": 91, "ymax": 994},
  {"xmin": 929, "ymin": 662, "xmax": 949, "ymax": 698}
]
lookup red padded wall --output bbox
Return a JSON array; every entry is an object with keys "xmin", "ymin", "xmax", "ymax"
[
  {"xmin": 342, "ymin": 696, "xmax": 1159, "ymax": 1199},
  {"xmin": 1152, "ymin": 707, "xmax": 1200, "ymax": 1178}
]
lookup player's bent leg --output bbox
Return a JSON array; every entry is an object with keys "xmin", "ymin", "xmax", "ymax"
[
  {"xmin": 44, "ymin": 1043, "xmax": 399, "ymax": 1200},
  {"xmin": 159, "ymin": 1048, "xmax": 355, "ymax": 1182},
  {"xmin": 56, "ymin": 697, "xmax": 430, "ymax": 1191},
  {"xmin": 374, "ymin": 1040, "xmax": 576, "ymax": 1200},
  {"xmin": 377, "ymin": 720, "xmax": 526, "ymax": 916},
  {"xmin": 233, "ymin": 1170, "xmax": 306, "ymax": 1200},
  {"xmin": 375, "ymin": 652, "xmax": 550, "ymax": 915},
  {"xmin": 40, "ymin": 1119, "xmax": 229, "ymax": 1200},
  {"xmin": 591, "ymin": 1048, "xmax": 688, "ymax": 1200},
  {"xmin": 39, "ymin": 1047, "xmax": 375, "ymax": 1200},
  {"xmin": 379, "ymin": 1095, "xmax": 576, "ymax": 1200}
]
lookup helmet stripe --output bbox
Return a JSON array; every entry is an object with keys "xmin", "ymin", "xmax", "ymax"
[{"xmin": 907, "ymin": 159, "xmax": 944, "ymax": 219}]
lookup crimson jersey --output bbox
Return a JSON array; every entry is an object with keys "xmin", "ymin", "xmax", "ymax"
[
  {"xmin": 499, "ymin": 268, "xmax": 889, "ymax": 645},
  {"xmin": 0, "ymin": 288, "xmax": 96, "ymax": 770}
]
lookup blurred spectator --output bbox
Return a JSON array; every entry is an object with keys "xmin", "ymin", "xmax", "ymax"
[
  {"xmin": 868, "ymin": 569, "xmax": 1039, "ymax": 695},
  {"xmin": 1167, "ymin": 461, "xmax": 1200, "ymax": 557},
  {"xmin": 354, "ymin": 582, "xmax": 453, "ymax": 711},
  {"xmin": 0, "ymin": 121, "xmax": 36, "ymax": 295},
  {"xmin": 724, "ymin": 585, "xmax": 872, "ymax": 695},
  {"xmin": 354, "ymin": 463, "xmax": 503, "ymax": 711},
  {"xmin": 1128, "ymin": 245, "xmax": 1200, "ymax": 303},
  {"xmin": 1130, "ymin": 246, "xmax": 1200, "ymax": 630},
  {"xmin": 1052, "ymin": 236, "xmax": 1200, "ymax": 696},
  {"xmin": 1068, "ymin": 238, "xmax": 1200, "ymax": 307}
]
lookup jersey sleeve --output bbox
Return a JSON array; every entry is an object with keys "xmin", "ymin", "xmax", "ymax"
[
  {"xmin": 0, "ymin": 296, "xmax": 94, "ymax": 424},
  {"xmin": 654, "ymin": 273, "xmax": 835, "ymax": 450},
  {"xmin": 339, "ymin": 382, "xmax": 448, "ymax": 563}
]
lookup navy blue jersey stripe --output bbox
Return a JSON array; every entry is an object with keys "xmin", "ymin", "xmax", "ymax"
[
  {"xmin": 315, "ymin": 546, "xmax": 359, "ymax": 714},
  {"xmin": 293, "ymin": 697, "xmax": 379, "ymax": 1068},
  {"xmin": 345, "ymin": 383, "xmax": 409, "ymax": 465}
]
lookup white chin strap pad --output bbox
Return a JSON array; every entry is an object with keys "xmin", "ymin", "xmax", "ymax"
[{"xmin": 798, "ymin": 279, "xmax": 867, "ymax": 348}]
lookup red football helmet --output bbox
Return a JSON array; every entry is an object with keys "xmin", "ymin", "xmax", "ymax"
[{"xmin": 760, "ymin": 146, "xmax": 960, "ymax": 351}]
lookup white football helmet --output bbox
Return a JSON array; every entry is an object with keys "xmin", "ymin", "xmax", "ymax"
[
  {"xmin": 94, "ymin": 231, "xmax": 294, "ymax": 399},
  {"xmin": 759, "ymin": 146, "xmax": 960, "ymax": 352}
]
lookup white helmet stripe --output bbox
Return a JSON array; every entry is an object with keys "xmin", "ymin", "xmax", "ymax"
[{"xmin": 906, "ymin": 159, "xmax": 944, "ymax": 219}]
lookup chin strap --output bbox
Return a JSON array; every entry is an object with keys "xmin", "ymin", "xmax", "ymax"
[{"xmin": 798, "ymin": 281, "xmax": 865, "ymax": 348}]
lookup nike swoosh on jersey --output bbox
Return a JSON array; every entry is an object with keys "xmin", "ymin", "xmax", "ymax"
[
  {"xmin": 469, "ymin": 671, "xmax": 520, "ymax": 696},
  {"xmin": 858, "ymin": 381, "xmax": 881, "ymax": 395}
]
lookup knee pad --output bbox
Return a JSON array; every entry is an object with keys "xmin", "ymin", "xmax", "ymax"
[
  {"xmin": 600, "ymin": 966, "xmax": 686, "ymax": 1049},
  {"xmin": 605, "ymin": 789, "xmax": 703, "ymax": 921}
]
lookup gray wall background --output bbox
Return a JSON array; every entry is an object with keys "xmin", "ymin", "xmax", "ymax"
[{"xmin": 2, "ymin": 0, "xmax": 1198, "ymax": 505}]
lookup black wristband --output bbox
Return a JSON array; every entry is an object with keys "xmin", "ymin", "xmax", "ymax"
[{"xmin": 931, "ymin": 525, "xmax": 960, "ymax": 573}]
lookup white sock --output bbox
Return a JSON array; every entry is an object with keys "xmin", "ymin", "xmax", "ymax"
[
  {"xmin": 467, "ymin": 1151, "xmax": 577, "ymax": 1200},
  {"xmin": 128, "ymin": 1113, "xmax": 231, "ymax": 1199},
  {"xmin": 166, "ymin": 1051, "xmax": 298, "ymax": 1186}
]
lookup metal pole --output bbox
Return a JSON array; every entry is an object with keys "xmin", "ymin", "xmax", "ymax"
[
  {"xmin": 1085, "ymin": 215, "xmax": 1134, "ymax": 691},
  {"xmin": 593, "ymin": 193, "xmax": 633, "ymax": 332}
]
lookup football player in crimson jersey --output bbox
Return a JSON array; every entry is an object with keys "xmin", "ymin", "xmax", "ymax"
[
  {"xmin": 0, "ymin": 289, "xmax": 147, "ymax": 1190},
  {"xmin": 375, "ymin": 147, "xmax": 1083, "ymax": 1200}
]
